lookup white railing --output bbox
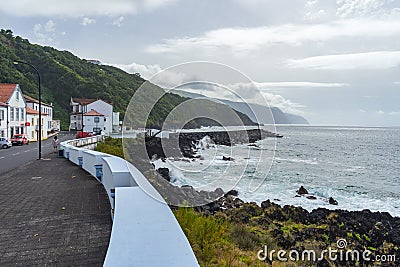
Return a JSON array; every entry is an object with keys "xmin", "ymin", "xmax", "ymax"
[{"xmin": 59, "ymin": 137, "xmax": 199, "ymax": 267}]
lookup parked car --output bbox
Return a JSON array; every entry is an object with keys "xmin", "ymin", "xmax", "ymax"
[
  {"xmin": 0, "ymin": 137, "xmax": 12, "ymax": 149},
  {"xmin": 11, "ymin": 134, "xmax": 29, "ymax": 145},
  {"xmin": 75, "ymin": 131, "xmax": 94, "ymax": 139}
]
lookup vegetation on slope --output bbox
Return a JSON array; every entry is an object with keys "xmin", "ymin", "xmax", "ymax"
[{"xmin": 0, "ymin": 29, "xmax": 256, "ymax": 130}]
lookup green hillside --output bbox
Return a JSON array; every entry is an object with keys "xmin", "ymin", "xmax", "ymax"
[{"xmin": 0, "ymin": 29, "xmax": 255, "ymax": 130}]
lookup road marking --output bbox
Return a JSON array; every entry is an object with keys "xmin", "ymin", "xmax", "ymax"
[
  {"xmin": 31, "ymin": 177, "xmax": 42, "ymax": 180},
  {"xmin": 0, "ymin": 156, "xmax": 4, "ymax": 159},
  {"xmin": 12, "ymin": 153, "xmax": 20, "ymax": 156}
]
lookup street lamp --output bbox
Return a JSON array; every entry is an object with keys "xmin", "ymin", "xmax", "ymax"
[{"xmin": 13, "ymin": 60, "xmax": 42, "ymax": 159}]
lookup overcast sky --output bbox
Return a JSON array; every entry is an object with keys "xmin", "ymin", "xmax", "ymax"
[{"xmin": 1, "ymin": 0, "xmax": 399, "ymax": 126}]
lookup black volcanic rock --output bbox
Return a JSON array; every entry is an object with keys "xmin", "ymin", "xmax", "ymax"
[
  {"xmin": 329, "ymin": 197, "xmax": 338, "ymax": 205},
  {"xmin": 296, "ymin": 186, "xmax": 308, "ymax": 195},
  {"xmin": 156, "ymin": 168, "xmax": 170, "ymax": 182}
]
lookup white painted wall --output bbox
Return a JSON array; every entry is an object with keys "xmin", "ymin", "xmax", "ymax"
[
  {"xmin": 112, "ymin": 112, "xmax": 120, "ymax": 133},
  {"xmin": 83, "ymin": 115, "xmax": 105, "ymax": 134},
  {"xmin": 26, "ymin": 113, "xmax": 50, "ymax": 141},
  {"xmin": 82, "ymin": 150, "xmax": 111, "ymax": 180},
  {"xmin": 7, "ymin": 85, "xmax": 26, "ymax": 139},
  {"xmin": 26, "ymin": 101, "xmax": 53, "ymax": 135},
  {"xmin": 104, "ymin": 187, "xmax": 199, "ymax": 267},
  {"xmin": 0, "ymin": 106, "xmax": 7, "ymax": 137},
  {"xmin": 60, "ymin": 137, "xmax": 199, "ymax": 267},
  {"xmin": 86, "ymin": 100, "xmax": 113, "ymax": 135}
]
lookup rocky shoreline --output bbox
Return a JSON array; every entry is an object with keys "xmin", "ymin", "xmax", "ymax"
[
  {"xmin": 101, "ymin": 133, "xmax": 399, "ymax": 266},
  {"xmin": 193, "ymin": 190, "xmax": 400, "ymax": 266},
  {"xmin": 148, "ymin": 131, "xmax": 399, "ymax": 266}
]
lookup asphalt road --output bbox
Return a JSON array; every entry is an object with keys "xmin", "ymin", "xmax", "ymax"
[{"xmin": 0, "ymin": 132, "xmax": 75, "ymax": 175}]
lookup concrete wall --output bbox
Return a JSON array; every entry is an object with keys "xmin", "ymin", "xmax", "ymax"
[{"xmin": 59, "ymin": 137, "xmax": 199, "ymax": 267}]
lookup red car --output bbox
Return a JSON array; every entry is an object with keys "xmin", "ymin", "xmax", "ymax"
[
  {"xmin": 11, "ymin": 134, "xmax": 29, "ymax": 145},
  {"xmin": 75, "ymin": 131, "xmax": 94, "ymax": 139}
]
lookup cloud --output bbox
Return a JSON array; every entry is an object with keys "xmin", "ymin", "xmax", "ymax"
[
  {"xmin": 110, "ymin": 62, "xmax": 162, "ymax": 79},
  {"xmin": 374, "ymin": 110, "xmax": 400, "ymax": 116},
  {"xmin": 33, "ymin": 20, "xmax": 57, "ymax": 44},
  {"xmin": 224, "ymin": 82, "xmax": 306, "ymax": 116},
  {"xmin": 0, "ymin": 0, "xmax": 178, "ymax": 17},
  {"xmin": 287, "ymin": 51, "xmax": 400, "ymax": 70},
  {"xmin": 254, "ymin": 81, "xmax": 349, "ymax": 89},
  {"xmin": 44, "ymin": 20, "xmax": 55, "ymax": 32},
  {"xmin": 262, "ymin": 92, "xmax": 306, "ymax": 116},
  {"xmin": 113, "ymin": 16, "xmax": 124, "ymax": 27},
  {"xmin": 173, "ymin": 82, "xmax": 307, "ymax": 116},
  {"xmin": 304, "ymin": 0, "xmax": 329, "ymax": 21},
  {"xmin": 146, "ymin": 18, "xmax": 400, "ymax": 54},
  {"xmin": 81, "ymin": 17, "xmax": 96, "ymax": 26},
  {"xmin": 336, "ymin": 0, "xmax": 394, "ymax": 18}
]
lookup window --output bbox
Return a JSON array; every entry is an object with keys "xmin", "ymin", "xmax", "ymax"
[
  {"xmin": 10, "ymin": 108, "xmax": 14, "ymax": 121},
  {"xmin": 16, "ymin": 92, "xmax": 19, "ymax": 101},
  {"xmin": 32, "ymin": 118, "xmax": 34, "ymax": 126},
  {"xmin": 16, "ymin": 108, "xmax": 19, "ymax": 121},
  {"xmin": 0, "ymin": 110, "xmax": 4, "ymax": 120},
  {"xmin": 21, "ymin": 109, "xmax": 24, "ymax": 121}
]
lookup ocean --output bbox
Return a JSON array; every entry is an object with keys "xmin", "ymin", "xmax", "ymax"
[{"xmin": 156, "ymin": 126, "xmax": 400, "ymax": 217}]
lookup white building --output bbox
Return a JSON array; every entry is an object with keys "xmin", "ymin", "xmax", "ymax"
[
  {"xmin": 0, "ymin": 102, "xmax": 8, "ymax": 137},
  {"xmin": 0, "ymin": 84, "xmax": 26, "ymax": 139},
  {"xmin": 24, "ymin": 94, "xmax": 54, "ymax": 141},
  {"xmin": 70, "ymin": 98, "xmax": 120, "ymax": 135},
  {"xmin": 83, "ymin": 109, "xmax": 105, "ymax": 134},
  {"xmin": 26, "ymin": 107, "xmax": 49, "ymax": 141}
]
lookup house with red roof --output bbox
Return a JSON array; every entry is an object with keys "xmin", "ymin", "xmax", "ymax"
[
  {"xmin": 24, "ymin": 95, "xmax": 54, "ymax": 141},
  {"xmin": 0, "ymin": 84, "xmax": 26, "ymax": 139},
  {"xmin": 70, "ymin": 97, "xmax": 120, "ymax": 135}
]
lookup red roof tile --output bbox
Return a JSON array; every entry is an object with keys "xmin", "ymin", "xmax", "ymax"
[
  {"xmin": 71, "ymin": 98, "xmax": 97, "ymax": 105},
  {"xmin": 71, "ymin": 98, "xmax": 113, "ymax": 106},
  {"xmin": 0, "ymin": 84, "xmax": 17, "ymax": 103},
  {"xmin": 23, "ymin": 94, "xmax": 52, "ymax": 107},
  {"xmin": 84, "ymin": 109, "xmax": 104, "ymax": 116},
  {"xmin": 26, "ymin": 107, "xmax": 48, "ymax": 115}
]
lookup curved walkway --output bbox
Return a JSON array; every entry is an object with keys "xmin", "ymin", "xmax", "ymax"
[{"xmin": 0, "ymin": 152, "xmax": 112, "ymax": 266}]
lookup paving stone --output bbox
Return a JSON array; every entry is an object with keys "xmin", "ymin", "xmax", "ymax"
[{"xmin": 0, "ymin": 153, "xmax": 112, "ymax": 266}]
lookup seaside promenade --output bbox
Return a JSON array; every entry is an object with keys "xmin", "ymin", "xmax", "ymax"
[{"xmin": 0, "ymin": 152, "xmax": 112, "ymax": 266}]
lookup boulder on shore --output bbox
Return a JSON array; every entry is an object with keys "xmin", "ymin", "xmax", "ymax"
[
  {"xmin": 296, "ymin": 186, "xmax": 308, "ymax": 195},
  {"xmin": 157, "ymin": 167, "xmax": 171, "ymax": 182},
  {"xmin": 328, "ymin": 197, "xmax": 338, "ymax": 205},
  {"xmin": 222, "ymin": 156, "xmax": 234, "ymax": 161}
]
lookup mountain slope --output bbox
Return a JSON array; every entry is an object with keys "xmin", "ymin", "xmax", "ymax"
[
  {"xmin": 171, "ymin": 89, "xmax": 309, "ymax": 125},
  {"xmin": 0, "ymin": 30, "xmax": 256, "ymax": 129}
]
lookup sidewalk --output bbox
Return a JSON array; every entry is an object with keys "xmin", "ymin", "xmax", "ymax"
[{"xmin": 0, "ymin": 152, "xmax": 112, "ymax": 266}]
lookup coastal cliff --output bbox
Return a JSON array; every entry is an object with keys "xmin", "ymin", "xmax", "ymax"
[{"xmin": 96, "ymin": 136, "xmax": 399, "ymax": 266}]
